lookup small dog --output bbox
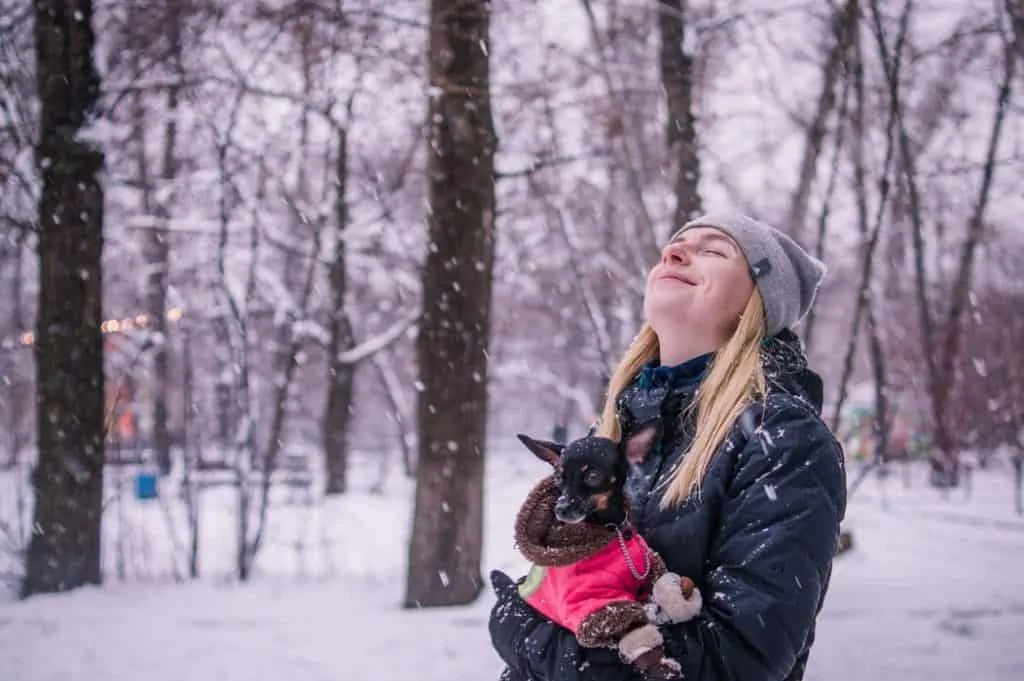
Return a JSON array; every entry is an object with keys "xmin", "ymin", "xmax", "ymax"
[{"xmin": 512, "ymin": 429, "xmax": 703, "ymax": 680}]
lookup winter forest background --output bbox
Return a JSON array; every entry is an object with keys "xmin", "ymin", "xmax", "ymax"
[{"xmin": 2, "ymin": 0, "xmax": 1024, "ymax": 679}]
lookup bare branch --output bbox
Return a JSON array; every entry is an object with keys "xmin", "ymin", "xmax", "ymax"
[
  {"xmin": 335, "ymin": 310, "xmax": 418, "ymax": 365},
  {"xmin": 495, "ymin": 150, "xmax": 611, "ymax": 180}
]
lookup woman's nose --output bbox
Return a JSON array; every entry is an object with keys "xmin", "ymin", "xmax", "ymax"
[{"xmin": 661, "ymin": 241, "xmax": 691, "ymax": 265}]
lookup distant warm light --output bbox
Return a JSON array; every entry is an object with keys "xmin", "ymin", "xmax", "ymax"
[{"xmin": 17, "ymin": 307, "xmax": 186, "ymax": 346}]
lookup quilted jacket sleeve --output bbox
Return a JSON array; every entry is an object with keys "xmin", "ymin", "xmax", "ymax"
[
  {"xmin": 511, "ymin": 399, "xmax": 846, "ymax": 681},
  {"xmin": 659, "ymin": 399, "xmax": 847, "ymax": 680}
]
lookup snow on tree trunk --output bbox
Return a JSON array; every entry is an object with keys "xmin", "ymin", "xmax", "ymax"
[
  {"xmin": 405, "ymin": 0, "xmax": 496, "ymax": 608},
  {"xmin": 23, "ymin": 0, "xmax": 106, "ymax": 598}
]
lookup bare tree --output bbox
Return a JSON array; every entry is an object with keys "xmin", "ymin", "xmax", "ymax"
[
  {"xmin": 831, "ymin": 11, "xmax": 900, "ymax": 494},
  {"xmin": 785, "ymin": 0, "xmax": 860, "ymax": 246},
  {"xmin": 121, "ymin": 0, "xmax": 184, "ymax": 476},
  {"xmin": 322, "ymin": 113, "xmax": 358, "ymax": 495},
  {"xmin": 405, "ymin": 0, "xmax": 496, "ymax": 608},
  {"xmin": 928, "ymin": 6, "xmax": 1018, "ymax": 483},
  {"xmin": 870, "ymin": 0, "xmax": 1017, "ymax": 485},
  {"xmin": 23, "ymin": 0, "xmax": 106, "ymax": 597},
  {"xmin": 144, "ymin": 3, "xmax": 183, "ymax": 477},
  {"xmin": 577, "ymin": 0, "xmax": 661, "ymax": 272}
]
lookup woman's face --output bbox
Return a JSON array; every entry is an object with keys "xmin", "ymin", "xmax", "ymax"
[{"xmin": 643, "ymin": 226, "xmax": 755, "ymax": 343}]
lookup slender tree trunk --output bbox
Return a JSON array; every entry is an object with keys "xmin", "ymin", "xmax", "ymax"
[
  {"xmin": 931, "ymin": 19, "xmax": 1017, "ymax": 482},
  {"xmin": 786, "ymin": 0, "xmax": 860, "ymax": 246},
  {"xmin": 180, "ymin": 333, "xmax": 200, "ymax": 578},
  {"xmin": 1014, "ymin": 454, "xmax": 1023, "ymax": 516},
  {"xmin": 868, "ymin": 0, "xmax": 949, "ymax": 482},
  {"xmin": 802, "ymin": 51, "xmax": 853, "ymax": 351},
  {"xmin": 130, "ymin": 5, "xmax": 180, "ymax": 475},
  {"xmin": 657, "ymin": 0, "xmax": 702, "ymax": 227},
  {"xmin": 324, "ymin": 124, "xmax": 357, "ymax": 495},
  {"xmin": 405, "ymin": 0, "xmax": 496, "ymax": 608},
  {"xmin": 8, "ymin": 231, "xmax": 29, "ymax": 543},
  {"xmin": 147, "ymin": 6, "xmax": 182, "ymax": 477},
  {"xmin": 851, "ymin": 15, "xmax": 890, "ymax": 464},
  {"xmin": 577, "ymin": 0, "xmax": 659, "ymax": 270},
  {"xmin": 371, "ymin": 350, "xmax": 415, "ymax": 479},
  {"xmin": 865, "ymin": 299, "xmax": 889, "ymax": 462},
  {"xmin": 830, "ymin": 10, "xmax": 900, "ymax": 433},
  {"xmin": 23, "ymin": 0, "xmax": 106, "ymax": 598},
  {"xmin": 1006, "ymin": 0, "xmax": 1024, "ymax": 68}
]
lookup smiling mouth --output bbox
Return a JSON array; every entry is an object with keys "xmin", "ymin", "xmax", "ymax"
[{"xmin": 658, "ymin": 272, "xmax": 697, "ymax": 286}]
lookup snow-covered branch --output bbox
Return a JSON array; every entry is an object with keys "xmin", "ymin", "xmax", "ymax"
[{"xmin": 335, "ymin": 310, "xmax": 418, "ymax": 365}]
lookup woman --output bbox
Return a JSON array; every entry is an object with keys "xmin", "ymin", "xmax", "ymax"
[{"xmin": 489, "ymin": 214, "xmax": 847, "ymax": 681}]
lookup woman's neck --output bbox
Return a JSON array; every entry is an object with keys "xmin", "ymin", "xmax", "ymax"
[{"xmin": 657, "ymin": 336, "xmax": 720, "ymax": 367}]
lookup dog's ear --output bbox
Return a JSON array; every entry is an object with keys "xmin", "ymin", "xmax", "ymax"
[
  {"xmin": 623, "ymin": 423, "xmax": 659, "ymax": 465},
  {"xmin": 516, "ymin": 434, "xmax": 564, "ymax": 467}
]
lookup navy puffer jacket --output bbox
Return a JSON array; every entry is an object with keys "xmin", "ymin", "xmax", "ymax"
[{"xmin": 497, "ymin": 330, "xmax": 847, "ymax": 681}]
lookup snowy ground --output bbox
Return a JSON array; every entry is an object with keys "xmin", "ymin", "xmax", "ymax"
[{"xmin": 1, "ymin": 450, "xmax": 1023, "ymax": 681}]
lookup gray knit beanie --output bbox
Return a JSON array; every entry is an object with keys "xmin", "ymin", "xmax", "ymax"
[{"xmin": 672, "ymin": 213, "xmax": 827, "ymax": 337}]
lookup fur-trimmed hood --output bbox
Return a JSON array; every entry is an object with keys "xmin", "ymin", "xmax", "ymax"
[{"xmin": 513, "ymin": 476, "xmax": 618, "ymax": 567}]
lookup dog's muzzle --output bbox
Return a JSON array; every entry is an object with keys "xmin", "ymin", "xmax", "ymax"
[{"xmin": 554, "ymin": 495, "xmax": 590, "ymax": 524}]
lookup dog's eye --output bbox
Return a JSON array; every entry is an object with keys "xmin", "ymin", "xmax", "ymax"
[{"xmin": 584, "ymin": 469, "xmax": 604, "ymax": 487}]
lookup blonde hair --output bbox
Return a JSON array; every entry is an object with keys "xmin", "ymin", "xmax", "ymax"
[{"xmin": 595, "ymin": 290, "xmax": 768, "ymax": 507}]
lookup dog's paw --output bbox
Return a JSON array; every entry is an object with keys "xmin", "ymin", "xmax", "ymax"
[{"xmin": 651, "ymin": 572, "xmax": 702, "ymax": 623}]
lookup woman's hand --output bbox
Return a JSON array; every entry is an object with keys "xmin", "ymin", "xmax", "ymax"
[{"xmin": 646, "ymin": 572, "xmax": 703, "ymax": 625}]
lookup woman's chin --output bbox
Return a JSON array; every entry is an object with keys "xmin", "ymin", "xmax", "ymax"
[{"xmin": 644, "ymin": 297, "xmax": 694, "ymax": 329}]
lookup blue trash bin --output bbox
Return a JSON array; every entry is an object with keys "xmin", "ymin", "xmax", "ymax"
[{"xmin": 135, "ymin": 470, "xmax": 159, "ymax": 500}]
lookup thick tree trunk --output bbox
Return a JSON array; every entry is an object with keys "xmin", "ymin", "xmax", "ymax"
[
  {"xmin": 405, "ymin": 0, "xmax": 496, "ymax": 608},
  {"xmin": 23, "ymin": 0, "xmax": 106, "ymax": 598},
  {"xmin": 657, "ymin": 0, "xmax": 702, "ymax": 227}
]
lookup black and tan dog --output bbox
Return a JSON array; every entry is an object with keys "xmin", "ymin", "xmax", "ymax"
[{"xmin": 513, "ymin": 429, "xmax": 703, "ymax": 680}]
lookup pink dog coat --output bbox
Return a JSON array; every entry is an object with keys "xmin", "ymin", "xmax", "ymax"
[{"xmin": 518, "ymin": 532, "xmax": 653, "ymax": 634}]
